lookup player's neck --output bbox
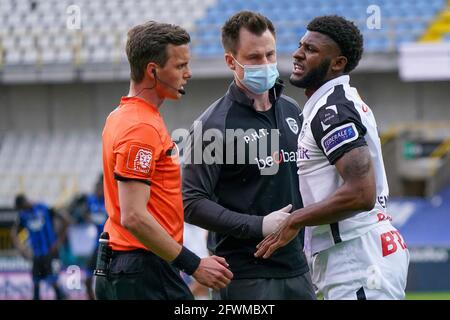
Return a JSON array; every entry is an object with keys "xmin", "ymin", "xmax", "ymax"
[
  {"xmin": 305, "ymin": 88, "xmax": 316, "ymax": 98},
  {"xmin": 305, "ymin": 73, "xmax": 343, "ymax": 99},
  {"xmin": 128, "ymin": 81, "xmax": 164, "ymax": 108}
]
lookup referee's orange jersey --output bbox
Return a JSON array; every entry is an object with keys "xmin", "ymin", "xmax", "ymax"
[{"xmin": 102, "ymin": 96, "xmax": 184, "ymax": 251}]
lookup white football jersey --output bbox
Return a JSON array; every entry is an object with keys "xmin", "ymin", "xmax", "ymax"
[{"xmin": 297, "ymin": 75, "xmax": 390, "ymax": 256}]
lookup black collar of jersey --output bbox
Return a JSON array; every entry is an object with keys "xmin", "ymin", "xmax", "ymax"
[{"xmin": 226, "ymin": 78, "xmax": 285, "ymax": 109}]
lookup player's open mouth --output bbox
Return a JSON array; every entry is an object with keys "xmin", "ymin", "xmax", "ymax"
[{"xmin": 293, "ymin": 62, "xmax": 304, "ymax": 75}]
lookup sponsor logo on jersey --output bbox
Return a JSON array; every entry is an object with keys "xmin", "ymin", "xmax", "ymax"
[
  {"xmin": 298, "ymin": 147, "xmax": 310, "ymax": 160},
  {"xmin": 321, "ymin": 123, "xmax": 358, "ymax": 156},
  {"xmin": 255, "ymin": 149, "xmax": 297, "ymax": 169},
  {"xmin": 285, "ymin": 117, "xmax": 299, "ymax": 134}
]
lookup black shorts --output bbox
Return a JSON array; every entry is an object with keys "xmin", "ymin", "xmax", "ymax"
[
  {"xmin": 32, "ymin": 254, "xmax": 57, "ymax": 282},
  {"xmin": 95, "ymin": 249, "xmax": 194, "ymax": 300}
]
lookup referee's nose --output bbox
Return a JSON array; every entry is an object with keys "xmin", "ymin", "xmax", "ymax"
[{"xmin": 184, "ymin": 67, "xmax": 192, "ymax": 80}]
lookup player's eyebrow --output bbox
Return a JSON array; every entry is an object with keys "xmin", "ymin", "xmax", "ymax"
[{"xmin": 299, "ymin": 41, "xmax": 319, "ymax": 50}]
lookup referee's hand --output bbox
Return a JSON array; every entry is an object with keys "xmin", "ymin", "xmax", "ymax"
[
  {"xmin": 192, "ymin": 256, "xmax": 233, "ymax": 291},
  {"xmin": 255, "ymin": 214, "xmax": 299, "ymax": 259}
]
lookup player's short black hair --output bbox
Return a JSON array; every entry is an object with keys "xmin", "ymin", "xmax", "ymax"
[
  {"xmin": 126, "ymin": 21, "xmax": 190, "ymax": 83},
  {"xmin": 15, "ymin": 194, "xmax": 27, "ymax": 210},
  {"xmin": 307, "ymin": 15, "xmax": 363, "ymax": 73},
  {"xmin": 221, "ymin": 11, "xmax": 276, "ymax": 55}
]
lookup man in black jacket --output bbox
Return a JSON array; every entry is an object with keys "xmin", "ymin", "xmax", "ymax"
[{"xmin": 182, "ymin": 11, "xmax": 316, "ymax": 300}]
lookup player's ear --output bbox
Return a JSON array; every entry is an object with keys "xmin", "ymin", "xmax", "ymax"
[{"xmin": 331, "ymin": 56, "xmax": 347, "ymax": 73}]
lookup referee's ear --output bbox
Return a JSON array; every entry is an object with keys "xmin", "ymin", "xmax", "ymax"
[
  {"xmin": 332, "ymin": 55, "xmax": 347, "ymax": 73},
  {"xmin": 145, "ymin": 62, "xmax": 158, "ymax": 81}
]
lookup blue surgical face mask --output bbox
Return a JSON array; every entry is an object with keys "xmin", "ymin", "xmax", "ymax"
[{"xmin": 233, "ymin": 57, "xmax": 279, "ymax": 94}]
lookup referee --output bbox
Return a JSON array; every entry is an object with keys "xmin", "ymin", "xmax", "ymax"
[{"xmin": 95, "ymin": 21, "xmax": 233, "ymax": 300}]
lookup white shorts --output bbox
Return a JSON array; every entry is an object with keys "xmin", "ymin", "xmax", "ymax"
[{"xmin": 310, "ymin": 222, "xmax": 410, "ymax": 300}]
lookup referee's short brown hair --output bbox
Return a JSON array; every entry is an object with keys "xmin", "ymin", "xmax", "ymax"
[{"xmin": 126, "ymin": 21, "xmax": 190, "ymax": 83}]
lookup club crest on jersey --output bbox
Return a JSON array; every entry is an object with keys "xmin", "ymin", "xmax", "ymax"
[
  {"xmin": 285, "ymin": 117, "xmax": 299, "ymax": 134},
  {"xmin": 28, "ymin": 215, "xmax": 45, "ymax": 231},
  {"xmin": 319, "ymin": 105, "xmax": 339, "ymax": 131},
  {"xmin": 321, "ymin": 123, "xmax": 358, "ymax": 156},
  {"xmin": 127, "ymin": 145, "xmax": 153, "ymax": 174}
]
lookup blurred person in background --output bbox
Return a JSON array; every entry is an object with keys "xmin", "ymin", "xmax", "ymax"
[
  {"xmin": 11, "ymin": 194, "xmax": 71, "ymax": 300},
  {"xmin": 180, "ymin": 223, "xmax": 210, "ymax": 299},
  {"xmin": 64, "ymin": 175, "xmax": 107, "ymax": 300},
  {"xmin": 96, "ymin": 21, "xmax": 233, "ymax": 300},
  {"xmin": 83, "ymin": 175, "xmax": 107, "ymax": 300}
]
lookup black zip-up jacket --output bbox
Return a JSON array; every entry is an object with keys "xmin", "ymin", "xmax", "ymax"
[{"xmin": 182, "ymin": 80, "xmax": 309, "ymax": 279}]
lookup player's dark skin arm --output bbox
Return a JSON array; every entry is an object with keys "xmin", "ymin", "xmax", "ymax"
[
  {"xmin": 293, "ymin": 145, "xmax": 375, "ymax": 226},
  {"xmin": 255, "ymin": 146, "xmax": 376, "ymax": 258}
]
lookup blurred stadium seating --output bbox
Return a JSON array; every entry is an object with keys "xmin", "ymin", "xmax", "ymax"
[
  {"xmin": 0, "ymin": 0, "xmax": 216, "ymax": 66},
  {"xmin": 0, "ymin": 131, "xmax": 101, "ymax": 207},
  {"xmin": 193, "ymin": 0, "xmax": 448, "ymax": 56},
  {"xmin": 0, "ymin": 0, "xmax": 448, "ymax": 66}
]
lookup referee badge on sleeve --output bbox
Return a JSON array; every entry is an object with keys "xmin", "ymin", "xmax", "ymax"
[{"xmin": 126, "ymin": 145, "xmax": 153, "ymax": 174}]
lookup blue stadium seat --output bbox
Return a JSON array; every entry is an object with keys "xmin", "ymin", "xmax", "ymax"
[
  {"xmin": 396, "ymin": 34, "xmax": 416, "ymax": 46},
  {"xmin": 190, "ymin": 0, "xmax": 447, "ymax": 56},
  {"xmin": 2, "ymin": 0, "xmax": 447, "ymax": 62},
  {"xmin": 366, "ymin": 38, "xmax": 391, "ymax": 52}
]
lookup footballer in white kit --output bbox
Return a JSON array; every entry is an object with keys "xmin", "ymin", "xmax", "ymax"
[{"xmin": 255, "ymin": 15, "xmax": 409, "ymax": 300}]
